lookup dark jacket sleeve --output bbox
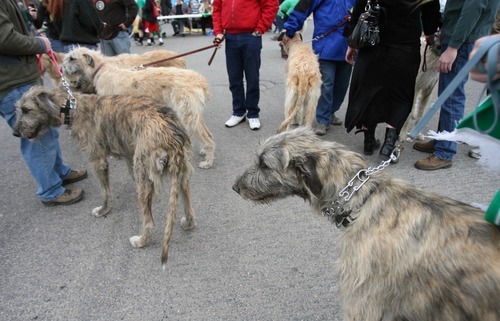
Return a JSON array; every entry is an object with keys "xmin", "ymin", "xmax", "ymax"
[
  {"xmin": 124, "ymin": 0, "xmax": 139, "ymax": 27},
  {"xmin": 421, "ymin": 0, "xmax": 441, "ymax": 36},
  {"xmin": 343, "ymin": 0, "xmax": 367, "ymax": 37}
]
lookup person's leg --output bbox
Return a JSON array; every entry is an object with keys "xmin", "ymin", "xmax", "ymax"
[
  {"xmin": 331, "ymin": 60, "xmax": 353, "ymax": 115},
  {"xmin": 316, "ymin": 59, "xmax": 335, "ymax": 126},
  {"xmin": 433, "ymin": 42, "xmax": 474, "ymax": 161},
  {"xmin": 0, "ymin": 85, "xmax": 69, "ymax": 201},
  {"xmin": 100, "ymin": 39, "xmax": 115, "ymax": 56},
  {"xmin": 225, "ymin": 33, "xmax": 247, "ymax": 117},
  {"xmin": 241, "ymin": 33, "xmax": 262, "ymax": 119},
  {"xmin": 49, "ymin": 38, "xmax": 65, "ymax": 53},
  {"xmin": 112, "ymin": 31, "xmax": 132, "ymax": 55}
]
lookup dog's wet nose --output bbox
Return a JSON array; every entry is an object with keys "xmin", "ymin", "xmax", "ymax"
[
  {"xmin": 12, "ymin": 129, "xmax": 20, "ymax": 137},
  {"xmin": 232, "ymin": 184, "xmax": 240, "ymax": 194}
]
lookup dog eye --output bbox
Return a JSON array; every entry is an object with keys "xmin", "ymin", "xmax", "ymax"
[
  {"xmin": 258, "ymin": 158, "xmax": 268, "ymax": 169},
  {"xmin": 20, "ymin": 107, "xmax": 30, "ymax": 114}
]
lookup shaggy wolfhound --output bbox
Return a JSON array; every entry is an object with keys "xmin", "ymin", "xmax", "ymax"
[
  {"xmin": 277, "ymin": 33, "xmax": 321, "ymax": 133},
  {"xmin": 61, "ymin": 47, "xmax": 215, "ymax": 169},
  {"xmin": 233, "ymin": 127, "xmax": 500, "ymax": 321},
  {"xmin": 41, "ymin": 49, "xmax": 187, "ymax": 86},
  {"xmin": 13, "ymin": 86, "xmax": 196, "ymax": 268}
]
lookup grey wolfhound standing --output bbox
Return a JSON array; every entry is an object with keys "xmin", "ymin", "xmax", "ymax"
[
  {"xmin": 232, "ymin": 128, "xmax": 500, "ymax": 321},
  {"xmin": 61, "ymin": 47, "xmax": 215, "ymax": 169},
  {"xmin": 13, "ymin": 86, "xmax": 196, "ymax": 268}
]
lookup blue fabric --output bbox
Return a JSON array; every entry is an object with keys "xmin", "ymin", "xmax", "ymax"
[
  {"xmin": 100, "ymin": 31, "xmax": 132, "ymax": 56},
  {"xmin": 434, "ymin": 42, "xmax": 475, "ymax": 160},
  {"xmin": 224, "ymin": 32, "xmax": 262, "ymax": 119},
  {"xmin": 0, "ymin": 84, "xmax": 70, "ymax": 201},
  {"xmin": 315, "ymin": 59, "xmax": 352, "ymax": 125},
  {"xmin": 284, "ymin": 0, "xmax": 354, "ymax": 61}
]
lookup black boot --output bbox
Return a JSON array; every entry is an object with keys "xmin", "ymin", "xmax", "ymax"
[
  {"xmin": 379, "ymin": 127, "xmax": 399, "ymax": 161},
  {"xmin": 363, "ymin": 128, "xmax": 380, "ymax": 155}
]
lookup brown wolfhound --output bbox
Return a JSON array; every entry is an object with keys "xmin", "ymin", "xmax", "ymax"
[
  {"xmin": 41, "ymin": 49, "xmax": 187, "ymax": 87},
  {"xmin": 232, "ymin": 127, "xmax": 499, "ymax": 321},
  {"xmin": 61, "ymin": 47, "xmax": 215, "ymax": 169},
  {"xmin": 277, "ymin": 33, "xmax": 321, "ymax": 133},
  {"xmin": 13, "ymin": 86, "xmax": 196, "ymax": 268}
]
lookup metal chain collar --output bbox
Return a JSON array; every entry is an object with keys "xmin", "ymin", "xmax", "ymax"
[{"xmin": 322, "ymin": 146, "xmax": 401, "ymax": 228}]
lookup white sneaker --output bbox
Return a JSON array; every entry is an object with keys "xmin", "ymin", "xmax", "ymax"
[
  {"xmin": 225, "ymin": 114, "xmax": 246, "ymax": 127},
  {"xmin": 248, "ymin": 118, "xmax": 261, "ymax": 130}
]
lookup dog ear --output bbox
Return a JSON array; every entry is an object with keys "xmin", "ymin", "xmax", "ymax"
[
  {"xmin": 83, "ymin": 53, "xmax": 95, "ymax": 68},
  {"xmin": 277, "ymin": 30, "xmax": 286, "ymax": 42},
  {"xmin": 37, "ymin": 91, "xmax": 62, "ymax": 126},
  {"xmin": 293, "ymin": 153, "xmax": 323, "ymax": 195}
]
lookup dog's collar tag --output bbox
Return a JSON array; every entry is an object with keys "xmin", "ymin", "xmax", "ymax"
[{"xmin": 61, "ymin": 100, "xmax": 71, "ymax": 125}]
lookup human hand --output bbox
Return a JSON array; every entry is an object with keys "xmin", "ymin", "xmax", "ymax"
[
  {"xmin": 119, "ymin": 23, "xmax": 127, "ymax": 30},
  {"xmin": 28, "ymin": 6, "xmax": 37, "ymax": 19},
  {"xmin": 345, "ymin": 47, "xmax": 357, "ymax": 65},
  {"xmin": 424, "ymin": 34, "xmax": 435, "ymax": 46},
  {"xmin": 282, "ymin": 34, "xmax": 291, "ymax": 45},
  {"xmin": 469, "ymin": 35, "xmax": 500, "ymax": 83},
  {"xmin": 437, "ymin": 47, "xmax": 458, "ymax": 73},
  {"xmin": 213, "ymin": 34, "xmax": 224, "ymax": 48},
  {"xmin": 37, "ymin": 36, "xmax": 52, "ymax": 53}
]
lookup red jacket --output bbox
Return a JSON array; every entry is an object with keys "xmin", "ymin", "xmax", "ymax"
[{"xmin": 212, "ymin": 0, "xmax": 278, "ymax": 35}]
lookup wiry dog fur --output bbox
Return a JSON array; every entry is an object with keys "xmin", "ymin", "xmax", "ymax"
[
  {"xmin": 277, "ymin": 33, "xmax": 321, "ymax": 133},
  {"xmin": 232, "ymin": 127, "xmax": 500, "ymax": 321},
  {"xmin": 13, "ymin": 85, "xmax": 196, "ymax": 268},
  {"xmin": 61, "ymin": 47, "xmax": 215, "ymax": 169},
  {"xmin": 400, "ymin": 33, "xmax": 440, "ymax": 141},
  {"xmin": 41, "ymin": 49, "xmax": 187, "ymax": 87}
]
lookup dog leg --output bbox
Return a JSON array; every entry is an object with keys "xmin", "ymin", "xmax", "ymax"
[
  {"xmin": 179, "ymin": 173, "xmax": 195, "ymax": 230},
  {"xmin": 92, "ymin": 158, "xmax": 113, "ymax": 217},
  {"xmin": 277, "ymin": 87, "xmax": 299, "ymax": 133},
  {"xmin": 161, "ymin": 174, "xmax": 180, "ymax": 268},
  {"xmin": 194, "ymin": 122, "xmax": 215, "ymax": 169},
  {"xmin": 129, "ymin": 169, "xmax": 155, "ymax": 248},
  {"xmin": 303, "ymin": 87, "xmax": 320, "ymax": 128}
]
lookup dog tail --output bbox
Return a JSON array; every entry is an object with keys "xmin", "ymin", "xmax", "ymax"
[{"xmin": 277, "ymin": 80, "xmax": 307, "ymax": 133}]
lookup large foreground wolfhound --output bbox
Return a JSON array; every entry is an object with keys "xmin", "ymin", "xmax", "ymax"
[
  {"xmin": 277, "ymin": 33, "xmax": 321, "ymax": 133},
  {"xmin": 61, "ymin": 47, "xmax": 215, "ymax": 169},
  {"xmin": 13, "ymin": 86, "xmax": 196, "ymax": 268},
  {"xmin": 232, "ymin": 128, "xmax": 499, "ymax": 321}
]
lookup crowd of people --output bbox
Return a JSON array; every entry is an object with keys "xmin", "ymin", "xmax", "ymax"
[{"xmin": 1, "ymin": 0, "xmax": 499, "ymax": 206}]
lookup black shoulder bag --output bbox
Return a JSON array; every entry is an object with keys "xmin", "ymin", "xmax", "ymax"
[{"xmin": 347, "ymin": 0, "xmax": 381, "ymax": 50}]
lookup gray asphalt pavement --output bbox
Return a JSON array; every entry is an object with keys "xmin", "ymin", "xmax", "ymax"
[{"xmin": 1, "ymin": 24, "xmax": 499, "ymax": 321}]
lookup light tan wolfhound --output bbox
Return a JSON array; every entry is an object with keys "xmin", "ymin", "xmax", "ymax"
[
  {"xmin": 41, "ymin": 50, "xmax": 187, "ymax": 86},
  {"xmin": 13, "ymin": 86, "xmax": 196, "ymax": 268},
  {"xmin": 277, "ymin": 33, "xmax": 322, "ymax": 133},
  {"xmin": 61, "ymin": 47, "xmax": 215, "ymax": 169},
  {"xmin": 233, "ymin": 127, "xmax": 500, "ymax": 321},
  {"xmin": 400, "ymin": 33, "xmax": 440, "ymax": 141}
]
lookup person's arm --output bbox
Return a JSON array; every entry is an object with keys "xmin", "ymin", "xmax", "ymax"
[
  {"xmin": 283, "ymin": 0, "xmax": 312, "ymax": 43},
  {"xmin": 469, "ymin": 35, "xmax": 500, "ymax": 83},
  {"xmin": 123, "ymin": 0, "xmax": 139, "ymax": 29},
  {"xmin": 211, "ymin": 0, "xmax": 224, "ymax": 42},
  {"xmin": 0, "ymin": 10, "xmax": 50, "ymax": 55},
  {"xmin": 254, "ymin": 0, "xmax": 279, "ymax": 35}
]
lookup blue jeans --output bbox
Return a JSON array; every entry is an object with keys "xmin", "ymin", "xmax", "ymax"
[
  {"xmin": 100, "ymin": 31, "xmax": 132, "ymax": 56},
  {"xmin": 225, "ymin": 33, "xmax": 262, "ymax": 119},
  {"xmin": 49, "ymin": 37, "xmax": 65, "ymax": 53},
  {"xmin": 316, "ymin": 59, "xmax": 352, "ymax": 125},
  {"xmin": 0, "ymin": 84, "xmax": 71, "ymax": 201},
  {"xmin": 433, "ymin": 42, "xmax": 474, "ymax": 160}
]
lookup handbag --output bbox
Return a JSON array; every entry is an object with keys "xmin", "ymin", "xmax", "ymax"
[{"xmin": 347, "ymin": 0, "xmax": 381, "ymax": 50}]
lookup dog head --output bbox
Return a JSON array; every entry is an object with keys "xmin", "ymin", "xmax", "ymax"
[
  {"xmin": 12, "ymin": 86, "xmax": 66, "ymax": 139},
  {"xmin": 232, "ymin": 127, "xmax": 367, "ymax": 211},
  {"xmin": 61, "ymin": 47, "xmax": 104, "ymax": 93},
  {"xmin": 279, "ymin": 32, "xmax": 303, "ymax": 55}
]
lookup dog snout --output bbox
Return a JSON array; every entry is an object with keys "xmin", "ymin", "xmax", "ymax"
[
  {"xmin": 12, "ymin": 128, "xmax": 21, "ymax": 137},
  {"xmin": 232, "ymin": 183, "xmax": 240, "ymax": 194}
]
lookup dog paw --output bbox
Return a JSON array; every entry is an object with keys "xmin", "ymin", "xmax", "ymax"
[
  {"xmin": 92, "ymin": 206, "xmax": 110, "ymax": 217},
  {"xmin": 198, "ymin": 161, "xmax": 212, "ymax": 169},
  {"xmin": 180, "ymin": 217, "xmax": 196, "ymax": 230},
  {"xmin": 129, "ymin": 235, "xmax": 146, "ymax": 248}
]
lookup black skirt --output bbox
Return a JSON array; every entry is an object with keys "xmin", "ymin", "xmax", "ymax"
[{"xmin": 345, "ymin": 44, "xmax": 421, "ymax": 133}]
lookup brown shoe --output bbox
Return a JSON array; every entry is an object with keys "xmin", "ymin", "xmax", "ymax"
[
  {"xmin": 62, "ymin": 169, "xmax": 88, "ymax": 185},
  {"xmin": 414, "ymin": 155, "xmax": 452, "ymax": 170},
  {"xmin": 413, "ymin": 141, "xmax": 435, "ymax": 153},
  {"xmin": 42, "ymin": 188, "xmax": 84, "ymax": 206}
]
